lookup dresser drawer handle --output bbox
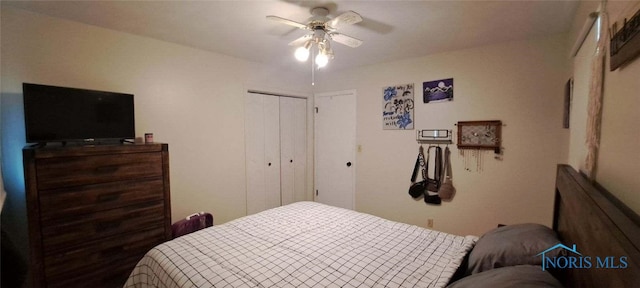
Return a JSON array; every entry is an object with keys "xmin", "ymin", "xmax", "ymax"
[
  {"xmin": 94, "ymin": 165, "xmax": 119, "ymax": 174},
  {"xmin": 97, "ymin": 193, "xmax": 121, "ymax": 203}
]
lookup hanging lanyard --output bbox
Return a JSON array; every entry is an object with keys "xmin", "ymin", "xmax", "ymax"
[{"xmin": 411, "ymin": 145, "xmax": 426, "ymax": 182}]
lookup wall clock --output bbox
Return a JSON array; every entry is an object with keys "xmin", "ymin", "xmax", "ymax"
[{"xmin": 457, "ymin": 120, "xmax": 502, "ymax": 153}]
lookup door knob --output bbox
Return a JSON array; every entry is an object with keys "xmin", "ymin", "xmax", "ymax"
[{"xmin": 346, "ymin": 162, "xmax": 352, "ymax": 167}]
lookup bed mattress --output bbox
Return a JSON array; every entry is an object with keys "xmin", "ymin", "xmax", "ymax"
[{"xmin": 125, "ymin": 201, "xmax": 477, "ymax": 288}]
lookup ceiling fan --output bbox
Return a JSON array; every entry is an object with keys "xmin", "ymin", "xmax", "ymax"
[{"xmin": 267, "ymin": 7, "xmax": 363, "ymax": 68}]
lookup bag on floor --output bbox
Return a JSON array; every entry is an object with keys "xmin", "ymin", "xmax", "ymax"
[{"xmin": 171, "ymin": 212, "xmax": 213, "ymax": 238}]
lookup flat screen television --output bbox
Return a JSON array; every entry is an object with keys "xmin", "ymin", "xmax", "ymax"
[{"xmin": 23, "ymin": 83, "xmax": 135, "ymax": 144}]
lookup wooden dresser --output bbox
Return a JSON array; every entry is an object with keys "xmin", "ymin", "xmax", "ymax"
[{"xmin": 23, "ymin": 143, "xmax": 171, "ymax": 288}]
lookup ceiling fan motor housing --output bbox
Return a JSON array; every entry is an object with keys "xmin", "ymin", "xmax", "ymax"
[
  {"xmin": 311, "ymin": 7, "xmax": 330, "ymax": 17},
  {"xmin": 313, "ymin": 29, "xmax": 327, "ymax": 43}
]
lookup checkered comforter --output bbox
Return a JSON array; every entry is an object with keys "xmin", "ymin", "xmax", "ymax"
[{"xmin": 125, "ymin": 201, "xmax": 477, "ymax": 288}]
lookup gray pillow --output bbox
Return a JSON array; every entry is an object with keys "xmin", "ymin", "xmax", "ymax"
[
  {"xmin": 448, "ymin": 265, "xmax": 563, "ymax": 288},
  {"xmin": 466, "ymin": 223, "xmax": 562, "ymax": 275}
]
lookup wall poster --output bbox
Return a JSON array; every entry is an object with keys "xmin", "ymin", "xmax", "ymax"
[
  {"xmin": 423, "ymin": 78, "xmax": 454, "ymax": 103},
  {"xmin": 382, "ymin": 83, "xmax": 414, "ymax": 130}
]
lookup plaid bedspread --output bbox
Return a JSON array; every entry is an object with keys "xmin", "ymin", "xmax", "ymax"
[{"xmin": 125, "ymin": 201, "xmax": 477, "ymax": 288}]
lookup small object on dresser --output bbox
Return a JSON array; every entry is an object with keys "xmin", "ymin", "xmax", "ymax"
[
  {"xmin": 145, "ymin": 133, "xmax": 154, "ymax": 143},
  {"xmin": 172, "ymin": 212, "xmax": 213, "ymax": 238}
]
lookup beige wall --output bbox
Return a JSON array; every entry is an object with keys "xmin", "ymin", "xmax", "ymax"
[
  {"xmin": 596, "ymin": 2, "xmax": 640, "ymax": 215},
  {"xmin": 598, "ymin": 51, "xmax": 640, "ymax": 214},
  {"xmin": 314, "ymin": 34, "xmax": 571, "ymax": 236},
  {"xmin": 567, "ymin": 1, "xmax": 640, "ymax": 214},
  {"xmin": 0, "ymin": 6, "xmax": 313, "ymax": 247}
]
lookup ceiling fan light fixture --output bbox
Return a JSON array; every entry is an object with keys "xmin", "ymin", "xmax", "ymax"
[
  {"xmin": 269, "ymin": 7, "xmax": 363, "ymax": 73},
  {"xmin": 294, "ymin": 41, "xmax": 312, "ymax": 62},
  {"xmin": 294, "ymin": 46, "xmax": 310, "ymax": 62},
  {"xmin": 315, "ymin": 52, "xmax": 329, "ymax": 68}
]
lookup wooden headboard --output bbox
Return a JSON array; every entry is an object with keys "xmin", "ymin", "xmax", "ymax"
[{"xmin": 554, "ymin": 164, "xmax": 640, "ymax": 287}]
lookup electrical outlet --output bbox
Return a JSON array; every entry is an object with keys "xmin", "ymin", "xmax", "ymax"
[{"xmin": 427, "ymin": 219, "xmax": 434, "ymax": 228}]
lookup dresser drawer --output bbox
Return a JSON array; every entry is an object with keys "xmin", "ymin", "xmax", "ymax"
[
  {"xmin": 42, "ymin": 201, "xmax": 166, "ymax": 251},
  {"xmin": 44, "ymin": 227, "xmax": 165, "ymax": 288},
  {"xmin": 35, "ymin": 152, "xmax": 163, "ymax": 190},
  {"xmin": 39, "ymin": 178, "xmax": 165, "ymax": 219}
]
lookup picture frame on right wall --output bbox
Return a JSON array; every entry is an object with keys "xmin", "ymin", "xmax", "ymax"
[
  {"xmin": 564, "ymin": 78, "xmax": 572, "ymax": 129},
  {"xmin": 610, "ymin": 7, "xmax": 640, "ymax": 71}
]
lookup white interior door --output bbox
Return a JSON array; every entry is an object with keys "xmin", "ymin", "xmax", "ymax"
[
  {"xmin": 245, "ymin": 93, "xmax": 281, "ymax": 214},
  {"xmin": 315, "ymin": 90, "xmax": 356, "ymax": 210},
  {"xmin": 280, "ymin": 97, "xmax": 307, "ymax": 205},
  {"xmin": 292, "ymin": 98, "xmax": 307, "ymax": 202},
  {"xmin": 263, "ymin": 96, "xmax": 281, "ymax": 210}
]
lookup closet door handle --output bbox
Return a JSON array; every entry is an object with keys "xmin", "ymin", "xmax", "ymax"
[
  {"xmin": 346, "ymin": 162, "xmax": 352, "ymax": 167},
  {"xmin": 268, "ymin": 162, "xmax": 272, "ymax": 166}
]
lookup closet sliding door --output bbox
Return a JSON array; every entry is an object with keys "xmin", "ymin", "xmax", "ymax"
[
  {"xmin": 245, "ymin": 94, "xmax": 281, "ymax": 214},
  {"xmin": 280, "ymin": 97, "xmax": 307, "ymax": 205},
  {"xmin": 245, "ymin": 92, "xmax": 306, "ymax": 215}
]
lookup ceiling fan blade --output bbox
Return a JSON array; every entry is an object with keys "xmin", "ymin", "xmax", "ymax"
[
  {"xmin": 266, "ymin": 15, "xmax": 308, "ymax": 30},
  {"xmin": 329, "ymin": 32, "xmax": 363, "ymax": 48},
  {"xmin": 327, "ymin": 11, "xmax": 363, "ymax": 29},
  {"xmin": 288, "ymin": 34, "xmax": 313, "ymax": 46}
]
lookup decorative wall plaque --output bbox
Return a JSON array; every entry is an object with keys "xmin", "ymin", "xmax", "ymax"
[{"xmin": 457, "ymin": 120, "xmax": 502, "ymax": 153}]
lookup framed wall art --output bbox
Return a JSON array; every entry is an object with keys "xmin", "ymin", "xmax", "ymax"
[
  {"xmin": 610, "ymin": 7, "xmax": 640, "ymax": 71},
  {"xmin": 382, "ymin": 83, "xmax": 414, "ymax": 130},
  {"xmin": 423, "ymin": 78, "xmax": 453, "ymax": 103},
  {"xmin": 564, "ymin": 78, "xmax": 572, "ymax": 128},
  {"xmin": 457, "ymin": 120, "xmax": 502, "ymax": 153}
]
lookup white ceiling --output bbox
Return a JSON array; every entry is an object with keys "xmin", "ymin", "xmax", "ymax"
[{"xmin": 4, "ymin": 0, "xmax": 579, "ymax": 73}]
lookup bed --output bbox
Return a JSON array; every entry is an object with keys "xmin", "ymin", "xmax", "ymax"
[
  {"xmin": 125, "ymin": 201, "xmax": 476, "ymax": 287},
  {"xmin": 125, "ymin": 164, "xmax": 639, "ymax": 287},
  {"xmin": 553, "ymin": 164, "xmax": 640, "ymax": 287}
]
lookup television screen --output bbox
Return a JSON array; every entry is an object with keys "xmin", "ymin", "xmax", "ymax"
[{"xmin": 23, "ymin": 83, "xmax": 135, "ymax": 143}]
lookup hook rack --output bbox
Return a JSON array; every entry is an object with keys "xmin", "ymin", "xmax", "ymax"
[{"xmin": 416, "ymin": 129, "xmax": 453, "ymax": 144}]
